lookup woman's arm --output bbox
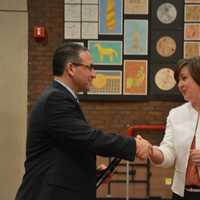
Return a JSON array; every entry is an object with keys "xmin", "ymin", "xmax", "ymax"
[
  {"xmin": 149, "ymin": 146, "xmax": 164, "ymax": 165},
  {"xmin": 149, "ymin": 112, "xmax": 176, "ymax": 167}
]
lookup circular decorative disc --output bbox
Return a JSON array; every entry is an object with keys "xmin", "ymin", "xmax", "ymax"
[
  {"xmin": 155, "ymin": 68, "xmax": 176, "ymax": 91},
  {"xmin": 156, "ymin": 36, "xmax": 176, "ymax": 57},
  {"xmin": 157, "ymin": 3, "xmax": 177, "ymax": 24}
]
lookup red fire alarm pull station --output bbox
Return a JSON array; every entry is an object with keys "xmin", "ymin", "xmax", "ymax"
[{"xmin": 33, "ymin": 26, "xmax": 46, "ymax": 40}]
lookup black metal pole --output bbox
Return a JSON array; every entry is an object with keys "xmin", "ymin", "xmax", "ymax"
[{"xmin": 96, "ymin": 157, "xmax": 121, "ymax": 189}]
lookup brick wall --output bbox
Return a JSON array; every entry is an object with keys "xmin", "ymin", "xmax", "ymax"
[
  {"xmin": 28, "ymin": 0, "xmax": 63, "ymax": 112},
  {"xmin": 28, "ymin": 0, "xmax": 183, "ymax": 198}
]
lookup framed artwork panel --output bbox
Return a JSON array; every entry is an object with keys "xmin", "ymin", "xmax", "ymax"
[
  {"xmin": 151, "ymin": 30, "xmax": 183, "ymax": 63},
  {"xmin": 64, "ymin": 1, "xmax": 98, "ymax": 39},
  {"xmin": 88, "ymin": 40, "xmax": 122, "ymax": 65},
  {"xmin": 99, "ymin": 0, "xmax": 123, "ymax": 35},
  {"xmin": 64, "ymin": 22, "xmax": 81, "ymax": 39},
  {"xmin": 184, "ymin": 41, "xmax": 200, "ymax": 58},
  {"xmin": 63, "ymin": 0, "xmax": 185, "ymax": 101},
  {"xmin": 82, "ymin": 4, "xmax": 98, "ymax": 21},
  {"xmin": 185, "ymin": 0, "xmax": 200, "ymax": 2},
  {"xmin": 151, "ymin": 0, "xmax": 183, "ymax": 30},
  {"xmin": 88, "ymin": 70, "xmax": 122, "ymax": 95},
  {"xmin": 124, "ymin": 19, "xmax": 148, "ymax": 55},
  {"xmin": 149, "ymin": 63, "xmax": 182, "ymax": 100},
  {"xmin": 65, "ymin": 0, "xmax": 81, "ymax": 3},
  {"xmin": 124, "ymin": 0, "xmax": 149, "ymax": 15},
  {"xmin": 82, "ymin": 0, "xmax": 98, "ymax": 3},
  {"xmin": 185, "ymin": 4, "xmax": 200, "ymax": 22},
  {"xmin": 82, "ymin": 22, "xmax": 98, "ymax": 39},
  {"xmin": 184, "ymin": 23, "xmax": 200, "ymax": 40},
  {"xmin": 123, "ymin": 60, "xmax": 148, "ymax": 95},
  {"xmin": 64, "ymin": 4, "xmax": 81, "ymax": 21}
]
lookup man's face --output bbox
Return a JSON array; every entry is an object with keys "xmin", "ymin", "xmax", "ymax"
[{"xmin": 72, "ymin": 51, "xmax": 96, "ymax": 93}]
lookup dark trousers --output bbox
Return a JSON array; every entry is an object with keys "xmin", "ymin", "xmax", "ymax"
[{"xmin": 172, "ymin": 190, "xmax": 200, "ymax": 200}]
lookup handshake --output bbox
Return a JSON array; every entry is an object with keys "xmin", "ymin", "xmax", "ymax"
[{"xmin": 135, "ymin": 135, "xmax": 153, "ymax": 160}]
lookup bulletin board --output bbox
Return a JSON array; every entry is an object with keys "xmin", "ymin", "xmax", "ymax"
[{"xmin": 63, "ymin": 0, "xmax": 196, "ymax": 101}]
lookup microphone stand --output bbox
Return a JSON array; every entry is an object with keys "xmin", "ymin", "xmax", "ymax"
[{"xmin": 96, "ymin": 157, "xmax": 121, "ymax": 189}]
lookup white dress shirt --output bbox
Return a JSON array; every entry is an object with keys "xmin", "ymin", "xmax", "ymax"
[{"xmin": 54, "ymin": 79, "xmax": 79, "ymax": 103}]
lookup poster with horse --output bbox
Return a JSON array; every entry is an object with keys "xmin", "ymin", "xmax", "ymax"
[{"xmin": 88, "ymin": 40, "xmax": 122, "ymax": 65}]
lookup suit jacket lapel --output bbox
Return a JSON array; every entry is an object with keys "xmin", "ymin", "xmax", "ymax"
[{"xmin": 52, "ymin": 81, "xmax": 87, "ymax": 121}]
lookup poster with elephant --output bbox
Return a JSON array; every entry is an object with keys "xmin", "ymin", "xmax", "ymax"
[{"xmin": 88, "ymin": 40, "xmax": 122, "ymax": 65}]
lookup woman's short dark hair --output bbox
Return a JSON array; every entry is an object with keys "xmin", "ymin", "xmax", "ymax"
[
  {"xmin": 174, "ymin": 56, "xmax": 200, "ymax": 86},
  {"xmin": 53, "ymin": 42, "xmax": 88, "ymax": 76}
]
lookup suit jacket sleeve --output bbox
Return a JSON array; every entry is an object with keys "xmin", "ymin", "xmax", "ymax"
[{"xmin": 45, "ymin": 90, "xmax": 136, "ymax": 161}]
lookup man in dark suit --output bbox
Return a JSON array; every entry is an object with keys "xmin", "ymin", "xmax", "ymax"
[{"xmin": 15, "ymin": 43, "xmax": 151, "ymax": 200}]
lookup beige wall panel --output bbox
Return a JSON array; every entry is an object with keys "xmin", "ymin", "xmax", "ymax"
[
  {"xmin": 0, "ymin": 0, "xmax": 27, "ymax": 10},
  {"xmin": 0, "ymin": 11, "xmax": 28, "ymax": 200}
]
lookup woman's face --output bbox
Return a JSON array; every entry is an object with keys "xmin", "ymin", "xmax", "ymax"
[{"xmin": 178, "ymin": 66, "xmax": 200, "ymax": 102}]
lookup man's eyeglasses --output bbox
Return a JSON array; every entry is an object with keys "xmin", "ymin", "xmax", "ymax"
[{"xmin": 72, "ymin": 62, "xmax": 95, "ymax": 71}]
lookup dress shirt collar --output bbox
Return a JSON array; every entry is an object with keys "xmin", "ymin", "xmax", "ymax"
[{"xmin": 54, "ymin": 79, "xmax": 79, "ymax": 102}]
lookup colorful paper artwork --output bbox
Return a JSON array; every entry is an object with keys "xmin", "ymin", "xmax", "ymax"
[
  {"xmin": 156, "ymin": 36, "xmax": 176, "ymax": 57},
  {"xmin": 185, "ymin": 0, "xmax": 200, "ymax": 3},
  {"xmin": 88, "ymin": 70, "xmax": 122, "ymax": 95},
  {"xmin": 150, "ymin": 64, "xmax": 181, "ymax": 99},
  {"xmin": 185, "ymin": 5, "xmax": 200, "ymax": 22},
  {"xmin": 184, "ymin": 23, "xmax": 200, "ymax": 40},
  {"xmin": 154, "ymin": 68, "xmax": 176, "ymax": 91},
  {"xmin": 99, "ymin": 0, "xmax": 122, "ymax": 35},
  {"xmin": 151, "ymin": 0, "xmax": 183, "ymax": 30},
  {"xmin": 123, "ymin": 60, "xmax": 148, "ymax": 95},
  {"xmin": 63, "ymin": 0, "xmax": 186, "ymax": 100},
  {"xmin": 88, "ymin": 40, "xmax": 122, "ymax": 65},
  {"xmin": 184, "ymin": 42, "xmax": 200, "ymax": 58},
  {"xmin": 156, "ymin": 2, "xmax": 177, "ymax": 24},
  {"xmin": 124, "ymin": 19, "xmax": 148, "ymax": 55},
  {"xmin": 124, "ymin": 0, "xmax": 149, "ymax": 15}
]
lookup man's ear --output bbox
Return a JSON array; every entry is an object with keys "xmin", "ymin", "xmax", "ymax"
[{"xmin": 65, "ymin": 63, "xmax": 76, "ymax": 77}]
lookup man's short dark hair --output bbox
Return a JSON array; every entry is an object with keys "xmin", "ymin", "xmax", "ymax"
[{"xmin": 53, "ymin": 43, "xmax": 88, "ymax": 76}]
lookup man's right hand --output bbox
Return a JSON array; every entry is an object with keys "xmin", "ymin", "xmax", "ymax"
[{"xmin": 135, "ymin": 135, "xmax": 152, "ymax": 160}]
